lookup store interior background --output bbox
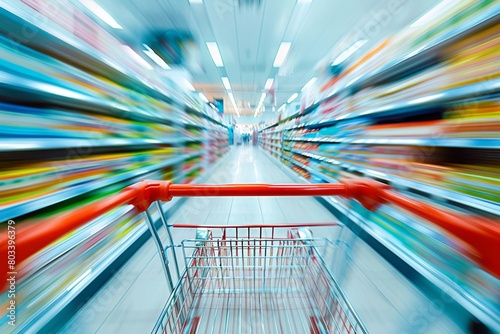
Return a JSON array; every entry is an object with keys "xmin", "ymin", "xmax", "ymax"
[{"xmin": 0, "ymin": 0, "xmax": 499, "ymax": 333}]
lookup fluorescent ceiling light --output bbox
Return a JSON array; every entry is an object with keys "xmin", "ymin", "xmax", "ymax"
[
  {"xmin": 189, "ymin": 0, "xmax": 203, "ymax": 3},
  {"xmin": 143, "ymin": 44, "xmax": 170, "ymax": 69},
  {"xmin": 259, "ymin": 93, "xmax": 266, "ymax": 105},
  {"xmin": 410, "ymin": 1, "xmax": 450, "ymax": 28},
  {"xmin": 255, "ymin": 92, "xmax": 267, "ymax": 117},
  {"xmin": 273, "ymin": 42, "xmax": 291, "ymax": 67},
  {"xmin": 184, "ymin": 79, "xmax": 196, "ymax": 91},
  {"xmin": 79, "ymin": 0, "xmax": 122, "ymax": 29},
  {"xmin": 221, "ymin": 77, "xmax": 231, "ymax": 90},
  {"xmin": 121, "ymin": 45, "xmax": 153, "ymax": 70},
  {"xmin": 287, "ymin": 93, "xmax": 298, "ymax": 103},
  {"xmin": 301, "ymin": 77, "xmax": 317, "ymax": 91},
  {"xmin": 207, "ymin": 42, "xmax": 224, "ymax": 67},
  {"xmin": 228, "ymin": 92, "xmax": 240, "ymax": 117},
  {"xmin": 264, "ymin": 78, "xmax": 274, "ymax": 90},
  {"xmin": 199, "ymin": 92, "xmax": 209, "ymax": 103},
  {"xmin": 332, "ymin": 40, "xmax": 367, "ymax": 66}
]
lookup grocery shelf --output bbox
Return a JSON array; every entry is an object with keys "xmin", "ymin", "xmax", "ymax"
[
  {"xmin": 0, "ymin": 137, "xmax": 205, "ymax": 152},
  {"xmin": 287, "ymin": 149, "xmax": 342, "ymax": 166},
  {"xmin": 174, "ymin": 163, "xmax": 203, "ymax": 183},
  {"xmin": 19, "ymin": 208, "xmax": 148, "ymax": 333},
  {"xmin": 267, "ymin": 75, "xmax": 500, "ymax": 131},
  {"xmin": 264, "ymin": 129, "xmax": 284, "ymax": 134},
  {"xmin": 0, "ymin": 4, "xmax": 178, "ymax": 105},
  {"xmin": 0, "ymin": 153, "xmax": 199, "ymax": 221},
  {"xmin": 286, "ymin": 148, "xmax": 499, "ymax": 217},
  {"xmin": 284, "ymin": 136, "xmax": 500, "ymax": 149},
  {"xmin": 343, "ymin": 78, "xmax": 500, "ymax": 120},
  {"xmin": 348, "ymin": 3, "xmax": 500, "ymax": 91},
  {"xmin": 299, "ymin": 79, "xmax": 500, "ymax": 129},
  {"xmin": 282, "ymin": 155, "xmax": 337, "ymax": 184},
  {"xmin": 262, "ymin": 103, "xmax": 320, "ymax": 130},
  {"xmin": 185, "ymin": 106, "xmax": 228, "ymax": 129},
  {"xmin": 0, "ymin": 70, "xmax": 205, "ymax": 130},
  {"xmin": 263, "ymin": 142, "xmax": 282, "ymax": 150}
]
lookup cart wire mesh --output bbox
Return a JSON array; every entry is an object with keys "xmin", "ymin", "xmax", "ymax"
[{"xmin": 152, "ymin": 230, "xmax": 368, "ymax": 334}]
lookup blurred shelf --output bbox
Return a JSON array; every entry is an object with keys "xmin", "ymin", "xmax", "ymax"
[
  {"xmin": 263, "ymin": 129, "xmax": 283, "ymax": 134},
  {"xmin": 347, "ymin": 3, "xmax": 500, "ymax": 91},
  {"xmin": 185, "ymin": 106, "xmax": 228, "ymax": 129},
  {"xmin": 262, "ymin": 142, "xmax": 282, "ymax": 150},
  {"xmin": 174, "ymin": 163, "xmax": 203, "ymax": 183},
  {"xmin": 281, "ymin": 155, "xmax": 336, "ymax": 184},
  {"xmin": 284, "ymin": 137, "xmax": 500, "ymax": 149},
  {"xmin": 0, "ymin": 70, "xmax": 205, "ymax": 130},
  {"xmin": 0, "ymin": 3, "xmax": 178, "ymax": 105},
  {"xmin": 342, "ymin": 79, "xmax": 500, "ymax": 120},
  {"xmin": 287, "ymin": 148, "xmax": 499, "ymax": 217},
  {"xmin": 302, "ymin": 79, "xmax": 500, "ymax": 129},
  {"xmin": 0, "ymin": 153, "xmax": 199, "ymax": 221},
  {"xmin": 0, "ymin": 137, "xmax": 206, "ymax": 152}
]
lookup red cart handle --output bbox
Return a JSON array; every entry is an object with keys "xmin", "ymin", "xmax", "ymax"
[{"xmin": 1, "ymin": 178, "xmax": 499, "ymax": 286}]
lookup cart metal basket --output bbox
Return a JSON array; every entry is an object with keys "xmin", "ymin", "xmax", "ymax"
[{"xmin": 149, "ymin": 223, "xmax": 365, "ymax": 334}]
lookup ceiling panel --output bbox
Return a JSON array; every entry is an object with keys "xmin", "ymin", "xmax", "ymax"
[{"xmin": 82, "ymin": 0, "xmax": 439, "ymax": 118}]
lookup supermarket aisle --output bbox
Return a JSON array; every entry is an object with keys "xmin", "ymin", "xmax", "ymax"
[
  {"xmin": 60, "ymin": 145, "xmax": 339, "ymax": 334},
  {"xmin": 60, "ymin": 145, "xmax": 466, "ymax": 334}
]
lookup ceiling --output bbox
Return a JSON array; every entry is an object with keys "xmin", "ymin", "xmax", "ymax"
[{"xmin": 90, "ymin": 0, "xmax": 438, "ymax": 117}]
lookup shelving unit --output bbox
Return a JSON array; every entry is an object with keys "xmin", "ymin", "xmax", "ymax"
[
  {"xmin": 259, "ymin": 2, "xmax": 500, "ymax": 331},
  {"xmin": 0, "ymin": 1, "xmax": 229, "ymax": 332}
]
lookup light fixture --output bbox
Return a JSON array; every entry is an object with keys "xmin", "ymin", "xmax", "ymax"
[
  {"xmin": 189, "ymin": 0, "xmax": 203, "ymax": 3},
  {"xmin": 206, "ymin": 42, "xmax": 224, "ymax": 67},
  {"xmin": 121, "ymin": 45, "xmax": 153, "ymax": 70},
  {"xmin": 264, "ymin": 78, "xmax": 274, "ymax": 90},
  {"xmin": 273, "ymin": 42, "xmax": 291, "ymax": 67},
  {"xmin": 184, "ymin": 79, "xmax": 196, "ymax": 91},
  {"xmin": 287, "ymin": 93, "xmax": 298, "ymax": 103},
  {"xmin": 278, "ymin": 103, "xmax": 286, "ymax": 112},
  {"xmin": 221, "ymin": 77, "xmax": 231, "ymax": 90},
  {"xmin": 259, "ymin": 92, "xmax": 266, "ymax": 105},
  {"xmin": 331, "ymin": 40, "xmax": 367, "ymax": 66},
  {"xmin": 410, "ymin": 1, "xmax": 449, "ymax": 28},
  {"xmin": 228, "ymin": 92, "xmax": 240, "ymax": 117},
  {"xmin": 255, "ymin": 92, "xmax": 267, "ymax": 117},
  {"xmin": 79, "ymin": 0, "xmax": 123, "ymax": 29},
  {"xmin": 143, "ymin": 44, "xmax": 170, "ymax": 69},
  {"xmin": 199, "ymin": 92, "xmax": 209, "ymax": 103},
  {"xmin": 301, "ymin": 77, "xmax": 317, "ymax": 91}
]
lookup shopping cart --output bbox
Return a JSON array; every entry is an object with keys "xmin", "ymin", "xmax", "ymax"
[{"xmin": 1, "ymin": 178, "xmax": 499, "ymax": 333}]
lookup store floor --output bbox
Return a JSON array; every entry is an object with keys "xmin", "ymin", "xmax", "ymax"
[{"xmin": 60, "ymin": 145, "xmax": 465, "ymax": 334}]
